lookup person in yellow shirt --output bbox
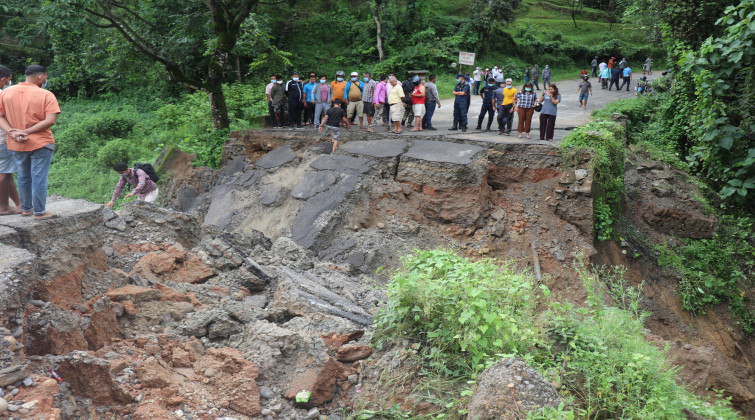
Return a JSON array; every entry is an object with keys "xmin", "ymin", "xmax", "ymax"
[{"xmin": 493, "ymin": 78, "xmax": 518, "ymax": 135}]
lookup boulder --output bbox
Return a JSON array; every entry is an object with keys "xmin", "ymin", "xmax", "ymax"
[{"xmin": 467, "ymin": 358, "xmax": 562, "ymax": 419}]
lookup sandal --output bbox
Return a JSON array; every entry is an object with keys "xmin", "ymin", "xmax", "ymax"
[
  {"xmin": 394, "ymin": 130, "xmax": 403, "ymax": 134},
  {"xmin": 33, "ymin": 212, "xmax": 60, "ymax": 221},
  {"xmin": 21, "ymin": 210, "xmax": 33, "ymax": 217},
  {"xmin": 0, "ymin": 208, "xmax": 23, "ymax": 216}
]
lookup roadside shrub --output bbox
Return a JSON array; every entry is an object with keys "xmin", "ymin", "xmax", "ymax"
[
  {"xmin": 560, "ymin": 120, "xmax": 625, "ymax": 240},
  {"xmin": 373, "ymin": 249, "xmax": 543, "ymax": 378},
  {"xmin": 96, "ymin": 138, "xmax": 135, "ymax": 168}
]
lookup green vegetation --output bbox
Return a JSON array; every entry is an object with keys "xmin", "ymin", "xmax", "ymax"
[
  {"xmin": 370, "ymin": 250, "xmax": 741, "ymax": 419},
  {"xmin": 560, "ymin": 120, "xmax": 626, "ymax": 240}
]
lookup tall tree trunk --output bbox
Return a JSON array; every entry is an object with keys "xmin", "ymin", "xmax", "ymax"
[
  {"xmin": 208, "ymin": 50, "xmax": 230, "ymax": 129},
  {"xmin": 235, "ymin": 55, "xmax": 242, "ymax": 83},
  {"xmin": 374, "ymin": 2, "xmax": 384, "ymax": 61}
]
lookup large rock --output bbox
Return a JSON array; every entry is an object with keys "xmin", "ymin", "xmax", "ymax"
[
  {"xmin": 56, "ymin": 353, "xmax": 132, "ymax": 405},
  {"xmin": 254, "ymin": 144, "xmax": 297, "ymax": 169},
  {"xmin": 284, "ymin": 357, "xmax": 343, "ymax": 408},
  {"xmin": 309, "ymin": 155, "xmax": 375, "ymax": 175},
  {"xmin": 397, "ymin": 140, "xmax": 487, "ymax": 188},
  {"xmin": 291, "ymin": 174, "xmax": 360, "ymax": 249},
  {"xmin": 467, "ymin": 358, "xmax": 562, "ymax": 419}
]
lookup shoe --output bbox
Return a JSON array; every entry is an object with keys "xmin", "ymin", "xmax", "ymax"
[
  {"xmin": 461, "ymin": 127, "xmax": 467, "ymax": 132},
  {"xmin": 448, "ymin": 127, "xmax": 458, "ymax": 131},
  {"xmin": 426, "ymin": 127, "xmax": 437, "ymax": 131},
  {"xmin": 296, "ymin": 125, "xmax": 303, "ymax": 129},
  {"xmin": 475, "ymin": 126, "xmax": 482, "ymax": 130},
  {"xmin": 486, "ymin": 127, "xmax": 491, "ymax": 131},
  {"xmin": 498, "ymin": 131, "xmax": 503, "ymax": 135}
]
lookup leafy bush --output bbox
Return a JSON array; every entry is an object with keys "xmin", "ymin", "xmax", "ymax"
[
  {"xmin": 560, "ymin": 120, "xmax": 626, "ymax": 240},
  {"xmin": 97, "ymin": 138, "xmax": 137, "ymax": 168},
  {"xmin": 374, "ymin": 249, "xmax": 543, "ymax": 378}
]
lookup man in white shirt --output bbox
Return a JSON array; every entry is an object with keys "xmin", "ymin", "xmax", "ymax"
[{"xmin": 473, "ymin": 67, "xmax": 482, "ymax": 94}]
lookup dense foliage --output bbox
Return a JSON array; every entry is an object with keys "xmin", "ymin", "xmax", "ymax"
[{"xmin": 371, "ymin": 250, "xmax": 742, "ymax": 419}]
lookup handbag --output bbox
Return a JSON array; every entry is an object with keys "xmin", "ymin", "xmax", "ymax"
[{"xmin": 534, "ymin": 93, "xmax": 544, "ymax": 112}]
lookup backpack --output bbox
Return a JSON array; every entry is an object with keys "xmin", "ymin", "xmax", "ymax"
[{"xmin": 133, "ymin": 163, "xmax": 160, "ymax": 183}]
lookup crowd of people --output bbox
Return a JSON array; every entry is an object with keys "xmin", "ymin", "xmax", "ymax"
[{"xmin": 267, "ymin": 55, "xmax": 648, "ymax": 147}]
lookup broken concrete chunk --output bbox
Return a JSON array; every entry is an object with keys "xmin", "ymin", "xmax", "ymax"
[
  {"xmin": 0, "ymin": 365, "xmax": 29, "ymax": 387},
  {"xmin": 254, "ymin": 144, "xmax": 296, "ymax": 169}
]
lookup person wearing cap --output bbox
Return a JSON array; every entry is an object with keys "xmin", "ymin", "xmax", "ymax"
[
  {"xmin": 476, "ymin": 77, "xmax": 497, "ymax": 131},
  {"xmin": 532, "ymin": 65, "xmax": 540, "ymax": 90},
  {"xmin": 542, "ymin": 65, "xmax": 551, "ymax": 88},
  {"xmin": 473, "ymin": 67, "xmax": 483, "ymax": 95},
  {"xmin": 449, "ymin": 73, "xmax": 469, "ymax": 132},
  {"xmin": 591, "ymin": 56, "xmax": 598, "ymax": 77},
  {"xmin": 285, "ymin": 72, "xmax": 304, "ymax": 129},
  {"xmin": 331, "ymin": 71, "xmax": 348, "ymax": 106},
  {"xmin": 608, "ymin": 57, "xmax": 615, "ymax": 70},
  {"xmin": 344, "ymin": 72, "xmax": 365, "ymax": 128},
  {"xmin": 409, "ymin": 76, "xmax": 425, "ymax": 131}
]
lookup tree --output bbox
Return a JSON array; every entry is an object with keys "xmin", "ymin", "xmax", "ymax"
[
  {"xmin": 566, "ymin": 0, "xmax": 584, "ymax": 28},
  {"xmin": 468, "ymin": 0, "xmax": 521, "ymax": 48},
  {"xmin": 374, "ymin": 0, "xmax": 385, "ymax": 61},
  {"xmin": 69, "ymin": 0, "xmax": 260, "ymax": 129}
]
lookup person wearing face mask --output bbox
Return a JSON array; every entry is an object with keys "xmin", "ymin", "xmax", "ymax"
[
  {"xmin": 285, "ymin": 72, "xmax": 304, "ymax": 129},
  {"xmin": 513, "ymin": 82, "xmax": 537, "ymax": 139},
  {"xmin": 312, "ymin": 75, "xmax": 332, "ymax": 130},
  {"xmin": 422, "ymin": 74, "xmax": 440, "ymax": 131},
  {"xmin": 369, "ymin": 75, "xmax": 388, "ymax": 133},
  {"xmin": 302, "ymin": 74, "xmax": 317, "ymax": 127},
  {"xmin": 476, "ymin": 78, "xmax": 497, "ymax": 131},
  {"xmin": 265, "ymin": 74, "xmax": 277, "ymax": 127},
  {"xmin": 542, "ymin": 65, "xmax": 551, "ymax": 88},
  {"xmin": 270, "ymin": 75, "xmax": 288, "ymax": 128},
  {"xmin": 344, "ymin": 72, "xmax": 365, "ymax": 129},
  {"xmin": 449, "ymin": 73, "xmax": 469, "ymax": 132},
  {"xmin": 401, "ymin": 72, "xmax": 415, "ymax": 127},
  {"xmin": 539, "ymin": 84, "xmax": 561, "ymax": 141},
  {"xmin": 409, "ymin": 76, "xmax": 425, "ymax": 131},
  {"xmin": 331, "ymin": 70, "xmax": 348, "ymax": 107},
  {"xmin": 361, "ymin": 72, "xmax": 377, "ymax": 130},
  {"xmin": 0, "ymin": 66, "xmax": 22, "ymax": 216},
  {"xmin": 473, "ymin": 67, "xmax": 482, "ymax": 95},
  {"xmin": 0, "ymin": 65, "xmax": 61, "ymax": 220},
  {"xmin": 532, "ymin": 65, "xmax": 540, "ymax": 90},
  {"xmin": 524, "ymin": 65, "xmax": 531, "ymax": 84},
  {"xmin": 493, "ymin": 78, "xmax": 517, "ymax": 135}
]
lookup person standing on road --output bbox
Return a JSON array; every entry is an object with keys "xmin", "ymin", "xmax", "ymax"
[
  {"xmin": 0, "ymin": 65, "xmax": 61, "ymax": 220},
  {"xmin": 618, "ymin": 57, "xmax": 628, "ymax": 72},
  {"xmin": 0, "ymin": 65, "xmax": 22, "ymax": 216},
  {"xmin": 303, "ymin": 74, "xmax": 317, "ymax": 127},
  {"xmin": 313, "ymin": 75, "xmax": 332, "ymax": 130},
  {"xmin": 524, "ymin": 65, "xmax": 531, "ymax": 84},
  {"xmin": 598, "ymin": 59, "xmax": 607, "ymax": 84},
  {"xmin": 600, "ymin": 65, "xmax": 611, "ymax": 89},
  {"xmin": 387, "ymin": 77, "xmax": 405, "ymax": 134},
  {"xmin": 608, "ymin": 67, "xmax": 622, "ymax": 91},
  {"xmin": 362, "ymin": 72, "xmax": 378, "ymax": 129},
  {"xmin": 577, "ymin": 75, "xmax": 593, "ymax": 109},
  {"xmin": 271, "ymin": 75, "xmax": 288, "ymax": 127},
  {"xmin": 494, "ymin": 78, "xmax": 517, "ymax": 135},
  {"xmin": 542, "ymin": 65, "xmax": 551, "ymax": 88},
  {"xmin": 476, "ymin": 78, "xmax": 497, "ymax": 131},
  {"xmin": 318, "ymin": 99, "xmax": 349, "ymax": 153},
  {"xmin": 591, "ymin": 56, "xmax": 598, "ymax": 77},
  {"xmin": 538, "ymin": 84, "xmax": 561, "ymax": 142},
  {"xmin": 620, "ymin": 65, "xmax": 633, "ymax": 91},
  {"xmin": 473, "ymin": 67, "xmax": 482, "ymax": 94},
  {"xmin": 331, "ymin": 70, "xmax": 347, "ymax": 106},
  {"xmin": 409, "ymin": 76, "xmax": 426, "ymax": 131},
  {"xmin": 368, "ymin": 75, "xmax": 387, "ymax": 133},
  {"xmin": 285, "ymin": 72, "xmax": 304, "ymax": 129},
  {"xmin": 491, "ymin": 66, "xmax": 503, "ymax": 85},
  {"xmin": 608, "ymin": 57, "xmax": 615, "ymax": 70},
  {"xmin": 532, "ymin": 64, "xmax": 540, "ymax": 90},
  {"xmin": 423, "ymin": 74, "xmax": 440, "ymax": 131},
  {"xmin": 514, "ymin": 82, "xmax": 537, "ymax": 139},
  {"xmin": 643, "ymin": 56, "xmax": 652, "ymax": 75},
  {"xmin": 265, "ymin": 74, "xmax": 276, "ymax": 127},
  {"xmin": 344, "ymin": 72, "xmax": 365, "ymax": 129},
  {"xmin": 401, "ymin": 72, "xmax": 415, "ymax": 127},
  {"xmin": 449, "ymin": 73, "xmax": 470, "ymax": 132}
]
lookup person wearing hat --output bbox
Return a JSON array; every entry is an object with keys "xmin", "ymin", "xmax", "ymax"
[
  {"xmin": 449, "ymin": 73, "xmax": 469, "ymax": 132},
  {"xmin": 344, "ymin": 71, "xmax": 365, "ymax": 128},
  {"xmin": 473, "ymin": 67, "xmax": 483, "ymax": 95},
  {"xmin": 331, "ymin": 70, "xmax": 348, "ymax": 107},
  {"xmin": 409, "ymin": 76, "xmax": 425, "ymax": 131},
  {"xmin": 285, "ymin": 72, "xmax": 304, "ymax": 129},
  {"xmin": 591, "ymin": 56, "xmax": 598, "ymax": 77}
]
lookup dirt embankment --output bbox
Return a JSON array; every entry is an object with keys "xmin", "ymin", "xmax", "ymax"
[{"xmin": 0, "ymin": 125, "xmax": 752, "ymax": 418}]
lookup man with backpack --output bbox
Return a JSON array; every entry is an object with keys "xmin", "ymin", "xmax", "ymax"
[
  {"xmin": 106, "ymin": 162, "xmax": 159, "ymax": 207},
  {"xmin": 401, "ymin": 72, "xmax": 416, "ymax": 127}
]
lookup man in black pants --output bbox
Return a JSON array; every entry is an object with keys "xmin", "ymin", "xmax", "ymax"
[
  {"xmin": 591, "ymin": 56, "xmax": 598, "ymax": 77},
  {"xmin": 285, "ymin": 72, "xmax": 304, "ymax": 129},
  {"xmin": 476, "ymin": 78, "xmax": 496, "ymax": 130},
  {"xmin": 608, "ymin": 67, "xmax": 621, "ymax": 91}
]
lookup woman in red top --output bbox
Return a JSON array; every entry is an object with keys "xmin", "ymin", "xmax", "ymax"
[{"xmin": 409, "ymin": 76, "xmax": 426, "ymax": 132}]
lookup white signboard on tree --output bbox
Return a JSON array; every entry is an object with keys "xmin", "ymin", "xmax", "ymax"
[{"xmin": 459, "ymin": 52, "xmax": 475, "ymax": 66}]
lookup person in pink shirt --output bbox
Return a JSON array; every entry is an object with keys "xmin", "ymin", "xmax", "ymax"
[{"xmin": 368, "ymin": 75, "xmax": 388, "ymax": 133}]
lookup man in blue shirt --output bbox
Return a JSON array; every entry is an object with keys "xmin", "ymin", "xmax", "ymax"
[
  {"xmin": 302, "ymin": 74, "xmax": 317, "ymax": 126},
  {"xmin": 476, "ymin": 78, "xmax": 497, "ymax": 130},
  {"xmin": 449, "ymin": 74, "xmax": 470, "ymax": 132},
  {"xmin": 620, "ymin": 66, "xmax": 633, "ymax": 91}
]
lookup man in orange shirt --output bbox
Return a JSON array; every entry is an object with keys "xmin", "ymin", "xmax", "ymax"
[
  {"xmin": 0, "ymin": 65, "xmax": 61, "ymax": 220},
  {"xmin": 330, "ymin": 70, "xmax": 347, "ymax": 106},
  {"xmin": 0, "ymin": 65, "xmax": 22, "ymax": 216}
]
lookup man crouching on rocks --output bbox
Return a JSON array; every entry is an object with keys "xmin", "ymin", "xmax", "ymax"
[{"xmin": 106, "ymin": 162, "xmax": 158, "ymax": 208}]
